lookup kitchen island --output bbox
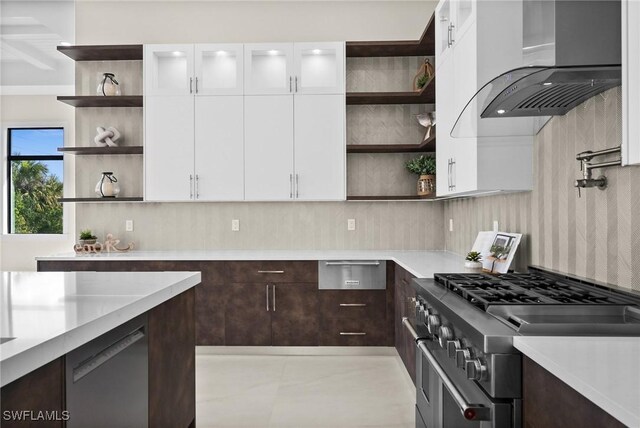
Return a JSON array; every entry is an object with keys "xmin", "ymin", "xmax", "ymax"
[{"xmin": 0, "ymin": 271, "xmax": 201, "ymax": 427}]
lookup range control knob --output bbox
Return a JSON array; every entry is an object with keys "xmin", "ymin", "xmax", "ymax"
[
  {"xmin": 418, "ymin": 307, "xmax": 429, "ymax": 323},
  {"xmin": 465, "ymin": 358, "xmax": 488, "ymax": 381},
  {"xmin": 456, "ymin": 348, "xmax": 472, "ymax": 369},
  {"xmin": 446, "ymin": 339, "xmax": 462, "ymax": 358},
  {"xmin": 438, "ymin": 326, "xmax": 454, "ymax": 348},
  {"xmin": 427, "ymin": 315, "xmax": 441, "ymax": 334}
]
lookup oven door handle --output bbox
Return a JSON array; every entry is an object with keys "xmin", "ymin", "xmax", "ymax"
[
  {"xmin": 417, "ymin": 340, "xmax": 492, "ymax": 422},
  {"xmin": 402, "ymin": 317, "xmax": 420, "ymax": 342}
]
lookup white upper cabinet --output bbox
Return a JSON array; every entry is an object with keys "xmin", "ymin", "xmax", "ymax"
[
  {"xmin": 294, "ymin": 42, "xmax": 345, "ymax": 94},
  {"xmin": 623, "ymin": 0, "xmax": 640, "ymax": 165},
  {"xmin": 145, "ymin": 45, "xmax": 195, "ymax": 96},
  {"xmin": 195, "ymin": 44, "xmax": 244, "ymax": 96},
  {"xmin": 244, "ymin": 43, "xmax": 295, "ymax": 95}
]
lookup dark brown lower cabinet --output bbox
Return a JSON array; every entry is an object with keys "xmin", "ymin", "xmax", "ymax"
[
  {"xmin": 394, "ymin": 263, "xmax": 416, "ymax": 384},
  {"xmin": 225, "ymin": 282, "xmax": 319, "ymax": 346},
  {"xmin": 0, "ymin": 358, "xmax": 65, "ymax": 428},
  {"xmin": 271, "ymin": 283, "xmax": 319, "ymax": 346},
  {"xmin": 148, "ymin": 288, "xmax": 196, "ymax": 428},
  {"xmin": 523, "ymin": 356, "xmax": 625, "ymax": 428},
  {"xmin": 225, "ymin": 283, "xmax": 273, "ymax": 346}
]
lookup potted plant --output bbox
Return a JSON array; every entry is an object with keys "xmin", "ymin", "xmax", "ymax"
[
  {"xmin": 405, "ymin": 155, "xmax": 436, "ymax": 196},
  {"xmin": 79, "ymin": 229, "xmax": 97, "ymax": 246},
  {"xmin": 465, "ymin": 251, "xmax": 483, "ymax": 272}
]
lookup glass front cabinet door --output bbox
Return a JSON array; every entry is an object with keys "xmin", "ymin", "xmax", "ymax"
[
  {"xmin": 195, "ymin": 44, "xmax": 244, "ymax": 95},
  {"xmin": 244, "ymin": 43, "xmax": 295, "ymax": 95},
  {"xmin": 293, "ymin": 42, "xmax": 345, "ymax": 95},
  {"xmin": 144, "ymin": 44, "xmax": 195, "ymax": 96}
]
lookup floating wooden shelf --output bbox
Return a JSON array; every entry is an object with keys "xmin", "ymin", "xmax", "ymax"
[
  {"xmin": 347, "ymin": 129, "xmax": 435, "ymax": 153},
  {"xmin": 346, "ymin": 14, "xmax": 435, "ymax": 57},
  {"xmin": 346, "ymin": 195, "xmax": 436, "ymax": 201},
  {"xmin": 58, "ymin": 197, "xmax": 143, "ymax": 203},
  {"xmin": 57, "ymin": 96, "xmax": 143, "ymax": 108},
  {"xmin": 58, "ymin": 146, "xmax": 144, "ymax": 155},
  {"xmin": 346, "ymin": 76, "xmax": 435, "ymax": 105},
  {"xmin": 58, "ymin": 45, "xmax": 143, "ymax": 61}
]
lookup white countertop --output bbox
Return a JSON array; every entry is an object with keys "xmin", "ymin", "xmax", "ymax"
[
  {"xmin": 0, "ymin": 271, "xmax": 201, "ymax": 387},
  {"xmin": 36, "ymin": 250, "xmax": 465, "ymax": 279},
  {"xmin": 514, "ymin": 336, "xmax": 640, "ymax": 427}
]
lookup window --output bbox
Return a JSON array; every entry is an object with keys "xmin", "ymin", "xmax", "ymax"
[{"xmin": 6, "ymin": 128, "xmax": 64, "ymax": 234}]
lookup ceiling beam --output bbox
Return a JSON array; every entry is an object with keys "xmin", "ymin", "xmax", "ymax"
[{"xmin": 0, "ymin": 39, "xmax": 56, "ymax": 70}]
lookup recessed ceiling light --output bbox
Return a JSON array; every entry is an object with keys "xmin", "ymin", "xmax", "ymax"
[
  {"xmin": 60, "ymin": 41, "xmax": 71, "ymax": 47},
  {"xmin": 312, "ymin": 49, "xmax": 322, "ymax": 55},
  {"xmin": 497, "ymin": 109, "xmax": 506, "ymax": 115},
  {"xmin": 268, "ymin": 50, "xmax": 279, "ymax": 55},
  {"xmin": 543, "ymin": 82, "xmax": 552, "ymax": 86},
  {"xmin": 172, "ymin": 51, "xmax": 182, "ymax": 56},
  {"xmin": 216, "ymin": 50, "xmax": 228, "ymax": 56}
]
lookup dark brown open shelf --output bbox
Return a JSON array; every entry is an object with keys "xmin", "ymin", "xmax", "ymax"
[
  {"xmin": 58, "ymin": 146, "xmax": 144, "ymax": 155},
  {"xmin": 58, "ymin": 45, "xmax": 143, "ymax": 61},
  {"xmin": 57, "ymin": 96, "xmax": 143, "ymax": 108},
  {"xmin": 58, "ymin": 197, "xmax": 143, "ymax": 203},
  {"xmin": 347, "ymin": 129, "xmax": 435, "ymax": 153},
  {"xmin": 346, "ymin": 13, "xmax": 434, "ymax": 57},
  {"xmin": 346, "ymin": 76, "xmax": 435, "ymax": 105},
  {"xmin": 347, "ymin": 195, "xmax": 435, "ymax": 201}
]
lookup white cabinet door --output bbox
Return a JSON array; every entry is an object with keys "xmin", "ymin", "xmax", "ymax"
[
  {"xmin": 195, "ymin": 44, "xmax": 244, "ymax": 96},
  {"xmin": 436, "ymin": 52, "xmax": 455, "ymax": 197},
  {"xmin": 244, "ymin": 43, "xmax": 294, "ymax": 95},
  {"xmin": 195, "ymin": 96, "xmax": 244, "ymax": 200},
  {"xmin": 451, "ymin": 137, "xmax": 477, "ymax": 194},
  {"xmin": 294, "ymin": 94, "xmax": 345, "ymax": 200},
  {"xmin": 293, "ymin": 42, "xmax": 345, "ymax": 95},
  {"xmin": 623, "ymin": 0, "xmax": 640, "ymax": 165},
  {"xmin": 453, "ymin": 0, "xmax": 476, "ymax": 44},
  {"xmin": 144, "ymin": 44, "xmax": 194, "ymax": 96},
  {"xmin": 145, "ymin": 96, "xmax": 195, "ymax": 201},
  {"xmin": 245, "ymin": 95, "xmax": 294, "ymax": 200},
  {"xmin": 435, "ymin": 0, "xmax": 453, "ymax": 71}
]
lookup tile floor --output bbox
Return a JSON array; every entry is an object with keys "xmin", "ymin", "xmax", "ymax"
[{"xmin": 196, "ymin": 349, "xmax": 415, "ymax": 428}]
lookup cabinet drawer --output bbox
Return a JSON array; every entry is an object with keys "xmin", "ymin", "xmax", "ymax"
[
  {"xmin": 227, "ymin": 261, "xmax": 317, "ymax": 283},
  {"xmin": 319, "ymin": 318, "xmax": 387, "ymax": 346},
  {"xmin": 319, "ymin": 290, "xmax": 386, "ymax": 320}
]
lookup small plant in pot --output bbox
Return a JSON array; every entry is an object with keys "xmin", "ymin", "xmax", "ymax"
[
  {"xmin": 79, "ymin": 229, "xmax": 97, "ymax": 246},
  {"xmin": 405, "ymin": 155, "xmax": 436, "ymax": 196},
  {"xmin": 464, "ymin": 251, "xmax": 483, "ymax": 272}
]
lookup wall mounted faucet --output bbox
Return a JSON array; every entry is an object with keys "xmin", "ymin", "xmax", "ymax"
[{"xmin": 574, "ymin": 146, "xmax": 622, "ymax": 197}]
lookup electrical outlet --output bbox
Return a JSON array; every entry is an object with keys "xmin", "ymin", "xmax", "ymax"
[
  {"xmin": 231, "ymin": 219, "xmax": 240, "ymax": 232},
  {"xmin": 125, "ymin": 220, "xmax": 134, "ymax": 232},
  {"xmin": 493, "ymin": 220, "xmax": 499, "ymax": 232},
  {"xmin": 347, "ymin": 219, "xmax": 356, "ymax": 231},
  {"xmin": 449, "ymin": 219, "xmax": 453, "ymax": 232}
]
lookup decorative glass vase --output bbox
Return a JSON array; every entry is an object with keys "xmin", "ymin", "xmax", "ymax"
[
  {"xmin": 95, "ymin": 172, "xmax": 120, "ymax": 198},
  {"xmin": 417, "ymin": 175, "xmax": 435, "ymax": 196},
  {"xmin": 97, "ymin": 73, "xmax": 121, "ymax": 96}
]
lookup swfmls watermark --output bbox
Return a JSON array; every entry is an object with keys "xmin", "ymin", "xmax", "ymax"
[{"xmin": 2, "ymin": 410, "xmax": 70, "ymax": 422}]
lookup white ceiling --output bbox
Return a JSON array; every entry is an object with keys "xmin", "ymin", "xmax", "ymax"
[{"xmin": 0, "ymin": 1, "xmax": 75, "ymax": 95}]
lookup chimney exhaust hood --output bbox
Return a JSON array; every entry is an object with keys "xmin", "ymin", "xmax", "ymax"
[{"xmin": 452, "ymin": 0, "xmax": 621, "ymax": 139}]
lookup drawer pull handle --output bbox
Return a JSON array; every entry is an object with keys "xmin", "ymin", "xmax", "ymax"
[
  {"xmin": 339, "ymin": 303, "xmax": 367, "ymax": 307},
  {"xmin": 325, "ymin": 261, "xmax": 380, "ymax": 266},
  {"xmin": 257, "ymin": 270, "xmax": 284, "ymax": 274},
  {"xmin": 340, "ymin": 332, "xmax": 366, "ymax": 336}
]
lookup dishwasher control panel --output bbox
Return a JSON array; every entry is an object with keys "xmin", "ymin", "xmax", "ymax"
[{"xmin": 318, "ymin": 260, "xmax": 386, "ymax": 290}]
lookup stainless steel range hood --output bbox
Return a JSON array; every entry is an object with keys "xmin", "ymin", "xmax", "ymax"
[{"xmin": 452, "ymin": 0, "xmax": 621, "ymax": 138}]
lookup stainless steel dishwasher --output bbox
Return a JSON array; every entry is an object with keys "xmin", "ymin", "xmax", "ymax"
[
  {"xmin": 318, "ymin": 260, "xmax": 386, "ymax": 289},
  {"xmin": 66, "ymin": 314, "xmax": 148, "ymax": 428}
]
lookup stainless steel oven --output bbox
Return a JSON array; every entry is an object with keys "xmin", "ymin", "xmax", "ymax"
[{"xmin": 415, "ymin": 338, "xmax": 517, "ymax": 428}]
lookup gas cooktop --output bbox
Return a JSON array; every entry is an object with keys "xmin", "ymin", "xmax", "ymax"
[{"xmin": 434, "ymin": 272, "xmax": 637, "ymax": 310}]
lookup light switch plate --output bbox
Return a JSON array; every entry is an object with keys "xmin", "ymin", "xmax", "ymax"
[
  {"xmin": 493, "ymin": 220, "xmax": 499, "ymax": 232},
  {"xmin": 232, "ymin": 219, "xmax": 240, "ymax": 232},
  {"xmin": 449, "ymin": 219, "xmax": 453, "ymax": 232},
  {"xmin": 347, "ymin": 219, "xmax": 356, "ymax": 231},
  {"xmin": 125, "ymin": 220, "xmax": 134, "ymax": 232}
]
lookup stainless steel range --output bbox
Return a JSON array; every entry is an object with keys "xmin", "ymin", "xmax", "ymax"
[{"xmin": 404, "ymin": 266, "xmax": 640, "ymax": 428}]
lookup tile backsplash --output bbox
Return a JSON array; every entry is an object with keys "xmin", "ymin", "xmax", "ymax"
[{"xmin": 445, "ymin": 87, "xmax": 640, "ymax": 292}]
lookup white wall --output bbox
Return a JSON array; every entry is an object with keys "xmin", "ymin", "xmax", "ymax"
[
  {"xmin": 76, "ymin": 1, "xmax": 437, "ymax": 44},
  {"xmin": 0, "ymin": 95, "xmax": 76, "ymax": 271}
]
